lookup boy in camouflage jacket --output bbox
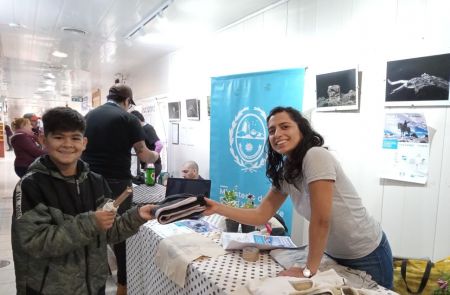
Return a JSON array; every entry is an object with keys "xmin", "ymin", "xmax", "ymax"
[{"xmin": 11, "ymin": 107, "xmax": 156, "ymax": 294}]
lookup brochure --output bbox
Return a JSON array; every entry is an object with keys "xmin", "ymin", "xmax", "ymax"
[
  {"xmin": 149, "ymin": 221, "xmax": 194, "ymax": 238},
  {"xmin": 174, "ymin": 219, "xmax": 218, "ymax": 233},
  {"xmin": 220, "ymin": 232, "xmax": 298, "ymax": 250}
]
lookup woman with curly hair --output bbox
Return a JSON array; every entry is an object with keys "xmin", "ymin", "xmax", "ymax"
[{"xmin": 204, "ymin": 106, "xmax": 393, "ymax": 289}]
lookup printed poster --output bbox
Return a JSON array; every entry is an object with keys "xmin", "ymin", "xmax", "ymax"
[
  {"xmin": 381, "ymin": 113, "xmax": 429, "ymax": 184},
  {"xmin": 210, "ymin": 69, "xmax": 305, "ymax": 232}
]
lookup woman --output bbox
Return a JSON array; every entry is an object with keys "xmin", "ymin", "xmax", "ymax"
[
  {"xmin": 11, "ymin": 117, "xmax": 46, "ymax": 177},
  {"xmin": 204, "ymin": 106, "xmax": 393, "ymax": 289}
]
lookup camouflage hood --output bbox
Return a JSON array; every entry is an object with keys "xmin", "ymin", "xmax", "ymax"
[{"xmin": 27, "ymin": 155, "xmax": 90, "ymax": 183}]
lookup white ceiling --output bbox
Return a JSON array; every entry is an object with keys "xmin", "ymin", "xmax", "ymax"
[{"xmin": 0, "ymin": 0, "xmax": 281, "ymax": 120}]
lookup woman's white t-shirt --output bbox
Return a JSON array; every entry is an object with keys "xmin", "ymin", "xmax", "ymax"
[{"xmin": 277, "ymin": 147, "xmax": 382, "ymax": 259}]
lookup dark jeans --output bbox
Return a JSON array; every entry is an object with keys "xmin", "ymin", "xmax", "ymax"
[
  {"xmin": 105, "ymin": 178, "xmax": 133, "ymax": 286},
  {"xmin": 329, "ymin": 232, "xmax": 393, "ymax": 289},
  {"xmin": 15, "ymin": 166, "xmax": 28, "ymax": 178}
]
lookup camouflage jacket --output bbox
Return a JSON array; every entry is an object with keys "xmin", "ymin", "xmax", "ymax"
[{"xmin": 12, "ymin": 155, "xmax": 146, "ymax": 295}]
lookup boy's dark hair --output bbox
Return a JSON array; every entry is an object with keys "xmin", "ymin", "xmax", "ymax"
[
  {"xmin": 42, "ymin": 107, "xmax": 86, "ymax": 136},
  {"xmin": 130, "ymin": 110, "xmax": 145, "ymax": 122}
]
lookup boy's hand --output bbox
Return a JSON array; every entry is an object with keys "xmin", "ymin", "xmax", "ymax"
[
  {"xmin": 137, "ymin": 204, "xmax": 157, "ymax": 220},
  {"xmin": 94, "ymin": 209, "xmax": 116, "ymax": 231}
]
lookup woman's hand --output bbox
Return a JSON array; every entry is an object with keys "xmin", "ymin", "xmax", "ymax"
[
  {"xmin": 203, "ymin": 198, "xmax": 220, "ymax": 216},
  {"xmin": 278, "ymin": 266, "xmax": 304, "ymax": 278}
]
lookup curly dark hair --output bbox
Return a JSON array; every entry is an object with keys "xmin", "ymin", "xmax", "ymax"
[
  {"xmin": 266, "ymin": 106, "xmax": 324, "ymax": 189},
  {"xmin": 42, "ymin": 107, "xmax": 86, "ymax": 136}
]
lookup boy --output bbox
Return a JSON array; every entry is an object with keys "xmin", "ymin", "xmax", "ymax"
[{"xmin": 11, "ymin": 107, "xmax": 155, "ymax": 294}]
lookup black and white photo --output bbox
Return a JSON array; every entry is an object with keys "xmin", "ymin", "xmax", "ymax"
[
  {"xmin": 385, "ymin": 53, "xmax": 450, "ymax": 106},
  {"xmin": 316, "ymin": 69, "xmax": 359, "ymax": 111},
  {"xmin": 168, "ymin": 101, "xmax": 181, "ymax": 121},
  {"xmin": 186, "ymin": 98, "xmax": 200, "ymax": 120}
]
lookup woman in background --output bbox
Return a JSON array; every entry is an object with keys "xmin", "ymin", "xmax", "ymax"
[
  {"xmin": 11, "ymin": 117, "xmax": 46, "ymax": 177},
  {"xmin": 204, "ymin": 106, "xmax": 393, "ymax": 289}
]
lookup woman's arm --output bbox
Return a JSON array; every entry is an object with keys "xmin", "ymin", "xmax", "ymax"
[
  {"xmin": 204, "ymin": 188, "xmax": 287, "ymax": 226},
  {"xmin": 306, "ymin": 179, "xmax": 333, "ymax": 274},
  {"xmin": 279, "ymin": 179, "xmax": 333, "ymax": 277}
]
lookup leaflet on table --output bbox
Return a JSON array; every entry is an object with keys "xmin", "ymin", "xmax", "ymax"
[
  {"xmin": 174, "ymin": 219, "xmax": 218, "ymax": 233},
  {"xmin": 220, "ymin": 232, "xmax": 298, "ymax": 250},
  {"xmin": 149, "ymin": 221, "xmax": 194, "ymax": 238},
  {"xmin": 149, "ymin": 219, "xmax": 218, "ymax": 238}
]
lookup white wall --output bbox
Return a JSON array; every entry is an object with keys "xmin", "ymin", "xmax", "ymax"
[{"xmin": 130, "ymin": 0, "xmax": 450, "ymax": 260}]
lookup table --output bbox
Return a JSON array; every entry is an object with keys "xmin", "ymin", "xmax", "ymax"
[
  {"xmin": 132, "ymin": 183, "xmax": 166, "ymax": 204},
  {"xmin": 127, "ymin": 184, "xmax": 284, "ymax": 295},
  {"xmin": 127, "ymin": 185, "xmax": 396, "ymax": 295}
]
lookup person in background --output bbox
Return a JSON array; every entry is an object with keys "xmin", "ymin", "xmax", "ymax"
[
  {"xmin": 181, "ymin": 160, "xmax": 203, "ymax": 179},
  {"xmin": 11, "ymin": 107, "xmax": 157, "ymax": 294},
  {"xmin": 203, "ymin": 106, "xmax": 393, "ymax": 289},
  {"xmin": 130, "ymin": 110, "xmax": 163, "ymax": 179},
  {"xmin": 82, "ymin": 81, "xmax": 159, "ymax": 295},
  {"xmin": 23, "ymin": 113, "xmax": 42, "ymax": 137},
  {"xmin": 10, "ymin": 118, "xmax": 46, "ymax": 177},
  {"xmin": 5, "ymin": 123, "xmax": 13, "ymax": 151}
]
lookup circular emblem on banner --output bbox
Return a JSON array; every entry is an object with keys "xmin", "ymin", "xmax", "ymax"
[{"xmin": 229, "ymin": 107, "xmax": 267, "ymax": 172}]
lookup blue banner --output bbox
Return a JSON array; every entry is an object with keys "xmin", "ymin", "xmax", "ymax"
[{"xmin": 210, "ymin": 68, "xmax": 305, "ymax": 233}]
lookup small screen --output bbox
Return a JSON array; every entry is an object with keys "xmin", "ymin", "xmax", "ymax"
[{"xmin": 165, "ymin": 178, "xmax": 211, "ymax": 198}]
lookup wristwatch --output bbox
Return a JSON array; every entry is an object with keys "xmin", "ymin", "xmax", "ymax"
[
  {"xmin": 292, "ymin": 263, "xmax": 313, "ymax": 278},
  {"xmin": 302, "ymin": 266, "xmax": 312, "ymax": 278}
]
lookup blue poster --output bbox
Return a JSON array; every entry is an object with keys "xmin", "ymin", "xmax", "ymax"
[{"xmin": 210, "ymin": 68, "xmax": 305, "ymax": 233}]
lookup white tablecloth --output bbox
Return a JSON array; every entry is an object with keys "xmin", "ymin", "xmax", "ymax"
[
  {"xmin": 128, "ymin": 184, "xmax": 283, "ymax": 294},
  {"xmin": 127, "ymin": 185, "xmax": 396, "ymax": 295}
]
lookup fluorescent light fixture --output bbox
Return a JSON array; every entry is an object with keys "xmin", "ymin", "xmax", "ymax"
[
  {"xmin": 9, "ymin": 22, "xmax": 26, "ymax": 28},
  {"xmin": 52, "ymin": 50, "xmax": 68, "ymax": 58},
  {"xmin": 125, "ymin": 0, "xmax": 174, "ymax": 39},
  {"xmin": 44, "ymin": 73, "xmax": 55, "ymax": 79}
]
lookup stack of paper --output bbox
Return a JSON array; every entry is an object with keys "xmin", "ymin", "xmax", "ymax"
[{"xmin": 220, "ymin": 232, "xmax": 298, "ymax": 250}]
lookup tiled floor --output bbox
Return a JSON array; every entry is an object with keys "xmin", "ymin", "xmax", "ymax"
[{"xmin": 0, "ymin": 151, "xmax": 117, "ymax": 294}]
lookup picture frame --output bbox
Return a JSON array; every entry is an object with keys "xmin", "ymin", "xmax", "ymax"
[
  {"xmin": 207, "ymin": 95, "xmax": 211, "ymax": 117},
  {"xmin": 186, "ymin": 98, "xmax": 200, "ymax": 120},
  {"xmin": 316, "ymin": 68, "xmax": 359, "ymax": 111},
  {"xmin": 385, "ymin": 53, "xmax": 450, "ymax": 107},
  {"xmin": 168, "ymin": 101, "xmax": 181, "ymax": 121},
  {"xmin": 171, "ymin": 123, "xmax": 179, "ymax": 144}
]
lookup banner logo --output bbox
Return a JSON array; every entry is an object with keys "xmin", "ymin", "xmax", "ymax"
[{"xmin": 229, "ymin": 107, "xmax": 267, "ymax": 172}]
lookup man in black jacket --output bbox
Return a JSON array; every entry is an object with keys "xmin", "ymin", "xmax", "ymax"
[{"xmin": 82, "ymin": 82, "xmax": 159, "ymax": 294}]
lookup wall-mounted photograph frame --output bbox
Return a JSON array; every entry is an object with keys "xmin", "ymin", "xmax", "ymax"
[
  {"xmin": 186, "ymin": 98, "xmax": 200, "ymax": 120},
  {"xmin": 385, "ymin": 53, "xmax": 450, "ymax": 107},
  {"xmin": 171, "ymin": 123, "xmax": 179, "ymax": 144},
  {"xmin": 168, "ymin": 101, "xmax": 181, "ymax": 121},
  {"xmin": 316, "ymin": 68, "xmax": 359, "ymax": 111}
]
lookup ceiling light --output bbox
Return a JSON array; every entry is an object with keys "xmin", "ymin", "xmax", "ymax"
[
  {"xmin": 44, "ymin": 73, "xmax": 55, "ymax": 79},
  {"xmin": 62, "ymin": 27, "xmax": 87, "ymax": 35},
  {"xmin": 125, "ymin": 0, "xmax": 174, "ymax": 39},
  {"xmin": 9, "ymin": 22, "xmax": 26, "ymax": 29},
  {"xmin": 52, "ymin": 50, "xmax": 68, "ymax": 58}
]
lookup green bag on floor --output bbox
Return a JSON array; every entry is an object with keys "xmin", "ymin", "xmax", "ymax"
[{"xmin": 393, "ymin": 256, "xmax": 450, "ymax": 294}]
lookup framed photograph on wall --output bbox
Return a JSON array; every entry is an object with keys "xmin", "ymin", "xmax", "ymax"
[
  {"xmin": 385, "ymin": 53, "xmax": 450, "ymax": 106},
  {"xmin": 316, "ymin": 68, "xmax": 359, "ymax": 111},
  {"xmin": 207, "ymin": 96, "xmax": 211, "ymax": 117},
  {"xmin": 168, "ymin": 101, "xmax": 181, "ymax": 121},
  {"xmin": 171, "ymin": 123, "xmax": 179, "ymax": 144},
  {"xmin": 186, "ymin": 98, "xmax": 200, "ymax": 120}
]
